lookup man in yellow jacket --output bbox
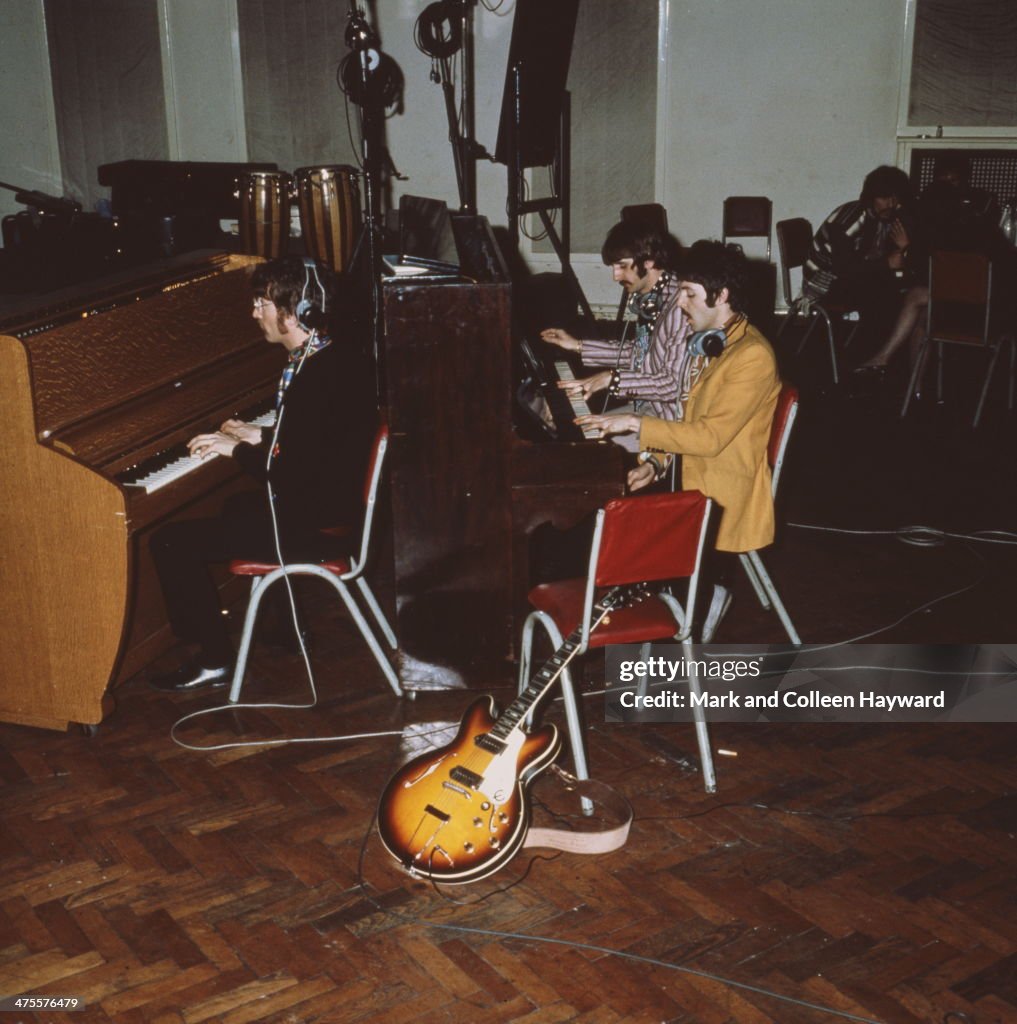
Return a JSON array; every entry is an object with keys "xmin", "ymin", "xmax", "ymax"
[{"xmin": 577, "ymin": 240, "xmax": 781, "ymax": 640}]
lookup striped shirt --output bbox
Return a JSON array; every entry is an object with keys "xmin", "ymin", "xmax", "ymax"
[
  {"xmin": 802, "ymin": 201, "xmax": 894, "ymax": 302},
  {"xmin": 579, "ymin": 277, "xmax": 701, "ymax": 423}
]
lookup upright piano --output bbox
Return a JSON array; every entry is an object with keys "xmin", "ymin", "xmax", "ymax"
[
  {"xmin": 383, "ymin": 274, "xmax": 625, "ymax": 677},
  {"xmin": 0, "ymin": 251, "xmax": 282, "ymax": 730}
]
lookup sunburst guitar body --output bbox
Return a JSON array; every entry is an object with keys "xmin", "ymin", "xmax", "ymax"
[
  {"xmin": 377, "ymin": 585, "xmax": 642, "ymax": 884},
  {"xmin": 377, "ymin": 696, "xmax": 560, "ymax": 883}
]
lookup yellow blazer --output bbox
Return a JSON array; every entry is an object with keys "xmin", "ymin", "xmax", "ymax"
[{"xmin": 639, "ymin": 320, "xmax": 780, "ymax": 552}]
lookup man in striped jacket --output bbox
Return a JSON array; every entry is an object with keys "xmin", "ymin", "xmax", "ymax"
[
  {"xmin": 802, "ymin": 166, "xmax": 920, "ymax": 325},
  {"xmin": 540, "ymin": 220, "xmax": 705, "ymax": 476}
]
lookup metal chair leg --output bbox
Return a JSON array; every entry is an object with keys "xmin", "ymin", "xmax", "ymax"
[
  {"xmin": 327, "ymin": 574, "xmax": 403, "ymax": 697},
  {"xmin": 746, "ymin": 550, "xmax": 801, "ymax": 645},
  {"xmin": 354, "ymin": 576, "xmax": 397, "ymax": 649},
  {"xmin": 683, "ymin": 637, "xmax": 716, "ymax": 793},
  {"xmin": 973, "ymin": 340, "xmax": 1004, "ymax": 429},
  {"xmin": 635, "ymin": 641, "xmax": 653, "ymax": 701},
  {"xmin": 520, "ymin": 612, "xmax": 593, "ymax": 814},
  {"xmin": 901, "ymin": 335, "xmax": 931, "ymax": 418},
  {"xmin": 229, "ymin": 576, "xmax": 269, "ymax": 703},
  {"xmin": 738, "ymin": 551, "xmax": 771, "ymax": 610}
]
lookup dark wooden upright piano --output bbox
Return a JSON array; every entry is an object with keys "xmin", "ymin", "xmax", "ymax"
[
  {"xmin": 382, "ymin": 270, "xmax": 625, "ymax": 677},
  {"xmin": 0, "ymin": 251, "xmax": 281, "ymax": 730}
]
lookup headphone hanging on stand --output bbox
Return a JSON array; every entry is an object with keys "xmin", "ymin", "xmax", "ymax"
[{"xmin": 295, "ymin": 257, "xmax": 327, "ymax": 332}]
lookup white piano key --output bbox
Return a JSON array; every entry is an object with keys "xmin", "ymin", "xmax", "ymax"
[
  {"xmin": 554, "ymin": 361, "xmax": 601, "ymax": 438},
  {"xmin": 127, "ymin": 410, "xmax": 276, "ymax": 493}
]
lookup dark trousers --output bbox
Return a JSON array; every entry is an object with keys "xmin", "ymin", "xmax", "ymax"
[
  {"xmin": 149, "ymin": 491, "xmax": 280, "ymax": 664},
  {"xmin": 149, "ymin": 489, "xmax": 351, "ymax": 665},
  {"xmin": 827, "ymin": 267, "xmax": 908, "ymax": 346}
]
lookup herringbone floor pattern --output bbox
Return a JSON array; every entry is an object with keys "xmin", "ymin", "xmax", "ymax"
[
  {"xmin": 3, "ymin": 370, "xmax": 1016, "ymax": 1022},
  {"xmin": 1, "ymin": 616, "xmax": 1014, "ymax": 1023}
]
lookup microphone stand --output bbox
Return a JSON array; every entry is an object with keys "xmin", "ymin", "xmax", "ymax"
[{"xmin": 345, "ymin": 1, "xmax": 388, "ymax": 398}]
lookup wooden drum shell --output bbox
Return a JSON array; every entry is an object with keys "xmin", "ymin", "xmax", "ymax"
[
  {"xmin": 294, "ymin": 165, "xmax": 361, "ymax": 272},
  {"xmin": 238, "ymin": 171, "xmax": 292, "ymax": 258}
]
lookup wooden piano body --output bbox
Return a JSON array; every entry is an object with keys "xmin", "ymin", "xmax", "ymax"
[
  {"xmin": 0, "ymin": 252, "xmax": 281, "ymax": 730},
  {"xmin": 382, "ymin": 277, "xmax": 625, "ymax": 675}
]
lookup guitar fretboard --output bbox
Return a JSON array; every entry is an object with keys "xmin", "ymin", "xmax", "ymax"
[{"xmin": 487, "ymin": 591, "xmax": 627, "ymax": 744}]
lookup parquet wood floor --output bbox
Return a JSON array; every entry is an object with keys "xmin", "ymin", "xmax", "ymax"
[
  {"xmin": 1, "ymin": 616, "xmax": 1014, "ymax": 1024},
  {"xmin": 2, "ymin": 360, "xmax": 1015, "ymax": 1023}
]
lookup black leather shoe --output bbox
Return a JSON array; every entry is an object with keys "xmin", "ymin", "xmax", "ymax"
[{"xmin": 149, "ymin": 660, "xmax": 231, "ymax": 692}]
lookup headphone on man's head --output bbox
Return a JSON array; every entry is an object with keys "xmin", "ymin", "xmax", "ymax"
[
  {"xmin": 687, "ymin": 314, "xmax": 746, "ymax": 358},
  {"xmin": 295, "ymin": 256, "xmax": 327, "ymax": 332}
]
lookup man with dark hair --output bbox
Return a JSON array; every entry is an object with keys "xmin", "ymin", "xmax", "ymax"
[
  {"xmin": 148, "ymin": 256, "xmax": 377, "ymax": 691},
  {"xmin": 577, "ymin": 241, "xmax": 780, "ymax": 640},
  {"xmin": 803, "ymin": 165, "xmax": 916, "ymax": 311},
  {"xmin": 802, "ymin": 165, "xmax": 929, "ymax": 379},
  {"xmin": 854, "ymin": 156, "xmax": 1004, "ymax": 376},
  {"xmin": 539, "ymin": 219, "xmax": 702, "ymax": 465}
]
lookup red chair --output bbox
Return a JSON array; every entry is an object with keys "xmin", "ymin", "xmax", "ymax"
[
  {"xmin": 226, "ymin": 424, "xmax": 402, "ymax": 701},
  {"xmin": 517, "ymin": 490, "xmax": 716, "ymax": 798},
  {"xmin": 901, "ymin": 250, "xmax": 1015, "ymax": 428},
  {"xmin": 737, "ymin": 384, "xmax": 801, "ymax": 644}
]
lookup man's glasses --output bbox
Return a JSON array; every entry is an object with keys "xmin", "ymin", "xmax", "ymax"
[{"xmin": 252, "ymin": 298, "xmax": 274, "ymax": 311}]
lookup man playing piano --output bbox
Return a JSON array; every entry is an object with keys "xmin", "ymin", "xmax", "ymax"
[
  {"xmin": 576, "ymin": 241, "xmax": 780, "ymax": 641},
  {"xmin": 149, "ymin": 256, "xmax": 377, "ymax": 691},
  {"xmin": 539, "ymin": 220, "xmax": 704, "ymax": 468}
]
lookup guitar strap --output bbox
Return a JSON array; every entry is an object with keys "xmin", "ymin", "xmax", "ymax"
[{"xmin": 523, "ymin": 765, "xmax": 633, "ymax": 856}]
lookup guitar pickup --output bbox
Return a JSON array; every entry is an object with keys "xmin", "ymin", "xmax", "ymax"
[
  {"xmin": 475, "ymin": 733, "xmax": 506, "ymax": 755},
  {"xmin": 449, "ymin": 766, "xmax": 483, "ymax": 789},
  {"xmin": 424, "ymin": 804, "xmax": 451, "ymax": 822}
]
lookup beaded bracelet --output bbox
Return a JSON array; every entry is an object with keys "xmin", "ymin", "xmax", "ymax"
[{"xmin": 638, "ymin": 451, "xmax": 673, "ymax": 480}]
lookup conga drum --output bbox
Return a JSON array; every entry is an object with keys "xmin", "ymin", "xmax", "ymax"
[
  {"xmin": 237, "ymin": 171, "xmax": 291, "ymax": 258},
  {"xmin": 294, "ymin": 165, "xmax": 362, "ymax": 272}
]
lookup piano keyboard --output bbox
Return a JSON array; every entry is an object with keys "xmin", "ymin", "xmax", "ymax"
[
  {"xmin": 554, "ymin": 361, "xmax": 601, "ymax": 439},
  {"xmin": 121, "ymin": 410, "xmax": 276, "ymax": 493}
]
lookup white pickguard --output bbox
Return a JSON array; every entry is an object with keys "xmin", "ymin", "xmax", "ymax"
[{"xmin": 476, "ymin": 728, "xmax": 527, "ymax": 806}]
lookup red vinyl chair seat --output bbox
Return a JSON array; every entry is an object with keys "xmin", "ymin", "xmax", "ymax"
[
  {"xmin": 229, "ymin": 555, "xmax": 352, "ymax": 577},
  {"xmin": 527, "ymin": 580, "xmax": 688, "ymax": 648}
]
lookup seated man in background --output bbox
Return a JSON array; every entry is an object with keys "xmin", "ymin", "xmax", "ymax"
[
  {"xmin": 149, "ymin": 256, "xmax": 377, "ymax": 691},
  {"xmin": 856, "ymin": 153, "xmax": 1004, "ymax": 376},
  {"xmin": 803, "ymin": 166, "xmax": 928, "ymax": 376},
  {"xmin": 539, "ymin": 220, "xmax": 705, "ymax": 466},
  {"xmin": 577, "ymin": 241, "xmax": 780, "ymax": 641}
]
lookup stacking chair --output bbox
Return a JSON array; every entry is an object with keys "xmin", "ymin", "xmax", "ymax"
[
  {"xmin": 737, "ymin": 384, "xmax": 802, "ymax": 645},
  {"xmin": 776, "ymin": 217, "xmax": 860, "ymax": 384},
  {"xmin": 226, "ymin": 424, "xmax": 402, "ymax": 702},
  {"xmin": 517, "ymin": 490, "xmax": 717, "ymax": 796},
  {"xmin": 900, "ymin": 250, "xmax": 1016, "ymax": 428},
  {"xmin": 723, "ymin": 196, "xmax": 772, "ymax": 261}
]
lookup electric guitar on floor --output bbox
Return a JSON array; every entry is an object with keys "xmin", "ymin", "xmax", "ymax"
[{"xmin": 377, "ymin": 585, "xmax": 644, "ymax": 883}]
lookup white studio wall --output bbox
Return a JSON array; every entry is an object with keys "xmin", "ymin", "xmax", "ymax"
[
  {"xmin": 1, "ymin": 0, "xmax": 910, "ymax": 312},
  {"xmin": 0, "ymin": 0, "xmax": 61, "ymax": 221},
  {"xmin": 655, "ymin": 0, "xmax": 907, "ymax": 309},
  {"xmin": 159, "ymin": 0, "xmax": 247, "ymax": 163}
]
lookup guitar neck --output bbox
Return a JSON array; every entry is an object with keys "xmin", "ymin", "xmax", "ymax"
[{"xmin": 486, "ymin": 590, "xmax": 624, "ymax": 747}]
